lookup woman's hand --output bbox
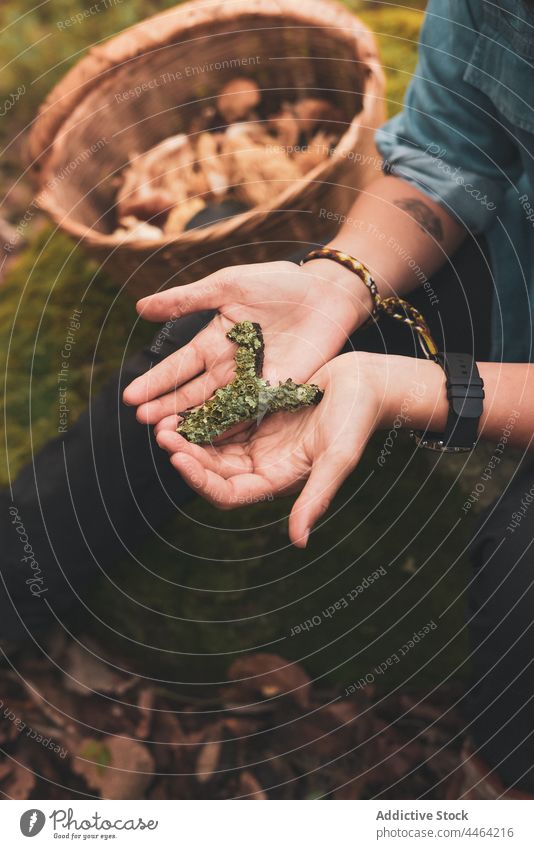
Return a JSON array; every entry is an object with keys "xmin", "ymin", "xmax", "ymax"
[
  {"xmin": 153, "ymin": 352, "xmax": 404, "ymax": 547},
  {"xmin": 122, "ymin": 259, "xmax": 371, "ymax": 423}
]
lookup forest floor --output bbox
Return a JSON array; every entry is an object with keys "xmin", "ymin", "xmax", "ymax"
[{"xmin": 0, "ymin": 640, "xmax": 466, "ymax": 799}]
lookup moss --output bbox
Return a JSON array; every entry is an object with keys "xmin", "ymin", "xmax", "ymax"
[{"xmin": 0, "ymin": 225, "xmax": 152, "ymax": 484}]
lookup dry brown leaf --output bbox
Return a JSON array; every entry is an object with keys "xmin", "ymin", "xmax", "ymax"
[
  {"xmin": 195, "ymin": 739, "xmax": 222, "ymax": 784},
  {"xmin": 17, "ymin": 677, "xmax": 73, "ymax": 729},
  {"xmin": 117, "ymin": 184, "xmax": 174, "ymax": 221},
  {"xmin": 225, "ymin": 653, "xmax": 311, "ymax": 709},
  {"xmin": 0, "ymin": 760, "xmax": 13, "ymax": 782},
  {"xmin": 63, "ymin": 641, "xmax": 136, "ymax": 697},
  {"xmin": 0, "ymin": 643, "xmax": 464, "ymax": 801},
  {"xmin": 3, "ymin": 761, "xmax": 36, "ymax": 799},
  {"xmin": 135, "ymin": 689, "xmax": 155, "ymax": 739},
  {"xmin": 238, "ymin": 770, "xmax": 267, "ymax": 799},
  {"xmin": 73, "ymin": 736, "xmax": 155, "ymax": 800},
  {"xmin": 153, "ymin": 710, "xmax": 185, "ymax": 745},
  {"xmin": 223, "ymin": 716, "xmax": 261, "ymax": 736}
]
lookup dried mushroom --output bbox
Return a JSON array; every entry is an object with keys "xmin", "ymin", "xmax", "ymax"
[
  {"xmin": 293, "ymin": 130, "xmax": 334, "ymax": 174},
  {"xmin": 117, "ymin": 134, "xmax": 195, "ymax": 219},
  {"xmin": 293, "ymin": 98, "xmax": 345, "ymax": 134},
  {"xmin": 196, "ymin": 132, "xmax": 230, "ymax": 199},
  {"xmin": 217, "ymin": 77, "xmax": 261, "ymax": 123},
  {"xmin": 112, "ymin": 80, "xmax": 346, "ymax": 239},
  {"xmin": 224, "ymin": 134, "xmax": 301, "ymax": 207},
  {"xmin": 115, "ymin": 216, "xmax": 163, "ymax": 240},
  {"xmin": 165, "ymin": 198, "xmax": 206, "ymax": 234},
  {"xmin": 267, "ymin": 105, "xmax": 300, "ymax": 149}
]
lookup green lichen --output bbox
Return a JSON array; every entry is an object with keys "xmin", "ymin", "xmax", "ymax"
[{"xmin": 176, "ymin": 320, "xmax": 323, "ymax": 444}]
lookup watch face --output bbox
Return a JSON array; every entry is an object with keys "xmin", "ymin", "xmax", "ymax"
[{"xmin": 410, "ymin": 431, "xmax": 474, "ymax": 453}]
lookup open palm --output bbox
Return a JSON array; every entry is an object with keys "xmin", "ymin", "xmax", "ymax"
[
  {"xmin": 154, "ymin": 353, "xmax": 383, "ymax": 547},
  {"xmin": 123, "ymin": 260, "xmax": 364, "ymax": 423}
]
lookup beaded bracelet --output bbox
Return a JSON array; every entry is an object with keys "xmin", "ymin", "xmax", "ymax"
[
  {"xmin": 301, "ymin": 246, "xmax": 438, "ymax": 359},
  {"xmin": 301, "ymin": 247, "xmax": 381, "ymax": 319}
]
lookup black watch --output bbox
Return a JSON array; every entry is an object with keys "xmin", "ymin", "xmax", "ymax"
[{"xmin": 412, "ymin": 352, "xmax": 484, "ymax": 452}]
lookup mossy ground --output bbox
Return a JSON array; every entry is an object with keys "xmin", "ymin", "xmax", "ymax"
[
  {"xmin": 1, "ymin": 2, "xmax": 492, "ymax": 693},
  {"xmin": 0, "ymin": 225, "xmax": 153, "ymax": 484}
]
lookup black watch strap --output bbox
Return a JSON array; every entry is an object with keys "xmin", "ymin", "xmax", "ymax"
[{"xmin": 413, "ymin": 353, "xmax": 484, "ymax": 452}]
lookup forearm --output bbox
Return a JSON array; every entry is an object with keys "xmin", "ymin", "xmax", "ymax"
[
  {"xmin": 310, "ymin": 175, "xmax": 467, "ymax": 324},
  {"xmin": 373, "ymin": 355, "xmax": 533, "ymax": 448}
]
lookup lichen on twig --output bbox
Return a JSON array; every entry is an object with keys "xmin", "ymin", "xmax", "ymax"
[{"xmin": 176, "ymin": 320, "xmax": 323, "ymax": 444}]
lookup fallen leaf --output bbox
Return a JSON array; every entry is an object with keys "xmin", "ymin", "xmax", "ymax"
[
  {"xmin": 225, "ymin": 654, "xmax": 311, "ymax": 709},
  {"xmin": 238, "ymin": 770, "xmax": 267, "ymax": 799},
  {"xmin": 2, "ymin": 761, "xmax": 36, "ymax": 799},
  {"xmin": 0, "ymin": 760, "xmax": 13, "ymax": 781},
  {"xmin": 63, "ymin": 641, "xmax": 136, "ymax": 696},
  {"xmin": 73, "ymin": 736, "xmax": 155, "ymax": 799},
  {"xmin": 195, "ymin": 740, "xmax": 222, "ymax": 784},
  {"xmin": 135, "ymin": 689, "xmax": 154, "ymax": 739}
]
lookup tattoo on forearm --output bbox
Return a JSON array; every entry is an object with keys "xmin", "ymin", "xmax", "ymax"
[{"xmin": 394, "ymin": 198, "xmax": 444, "ymax": 242}]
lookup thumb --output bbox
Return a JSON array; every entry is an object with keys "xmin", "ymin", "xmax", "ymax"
[
  {"xmin": 136, "ymin": 267, "xmax": 237, "ymax": 321},
  {"xmin": 288, "ymin": 447, "xmax": 361, "ymax": 548}
]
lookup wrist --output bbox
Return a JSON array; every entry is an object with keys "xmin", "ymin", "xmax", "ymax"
[
  {"xmin": 300, "ymin": 254, "xmax": 375, "ymax": 330},
  {"xmin": 362, "ymin": 353, "xmax": 449, "ymax": 432}
]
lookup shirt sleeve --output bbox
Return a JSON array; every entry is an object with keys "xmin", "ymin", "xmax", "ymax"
[{"xmin": 375, "ymin": 0, "xmax": 521, "ymax": 233}]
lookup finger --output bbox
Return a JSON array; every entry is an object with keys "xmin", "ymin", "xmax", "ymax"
[
  {"xmin": 157, "ymin": 433, "xmax": 251, "ymax": 476},
  {"xmin": 136, "ymin": 267, "xmax": 237, "ymax": 321},
  {"xmin": 152, "ymin": 406, "xmax": 253, "ymax": 443},
  {"xmin": 170, "ymin": 453, "xmax": 271, "ymax": 509},
  {"xmin": 123, "ymin": 324, "xmax": 217, "ymax": 406},
  {"xmin": 288, "ymin": 448, "xmax": 361, "ymax": 548},
  {"xmin": 135, "ymin": 366, "xmax": 228, "ymax": 424},
  {"xmin": 154, "ymin": 415, "xmax": 179, "ymax": 435}
]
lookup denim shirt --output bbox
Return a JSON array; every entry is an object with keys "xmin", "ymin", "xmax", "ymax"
[{"xmin": 375, "ymin": 0, "xmax": 534, "ymax": 362}]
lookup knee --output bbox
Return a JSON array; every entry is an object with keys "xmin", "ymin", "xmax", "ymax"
[{"xmin": 469, "ymin": 518, "xmax": 534, "ymax": 659}]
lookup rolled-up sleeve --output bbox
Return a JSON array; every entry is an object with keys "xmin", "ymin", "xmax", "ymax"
[{"xmin": 375, "ymin": 0, "xmax": 521, "ymax": 233}]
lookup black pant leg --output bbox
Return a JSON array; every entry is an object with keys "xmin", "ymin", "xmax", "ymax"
[{"xmin": 466, "ymin": 458, "xmax": 534, "ymax": 793}]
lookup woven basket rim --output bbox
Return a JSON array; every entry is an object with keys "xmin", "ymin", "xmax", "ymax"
[
  {"xmin": 37, "ymin": 106, "xmax": 382, "ymax": 250},
  {"xmin": 29, "ymin": 0, "xmax": 384, "ymax": 250}
]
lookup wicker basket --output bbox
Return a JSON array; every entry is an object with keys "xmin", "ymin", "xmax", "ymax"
[{"xmin": 28, "ymin": 0, "xmax": 385, "ymax": 298}]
